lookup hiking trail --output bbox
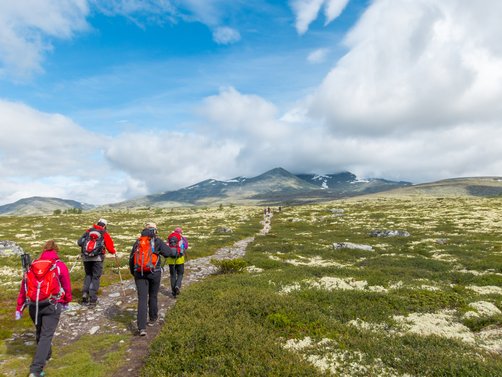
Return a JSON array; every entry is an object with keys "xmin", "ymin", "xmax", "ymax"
[{"xmin": 9, "ymin": 211, "xmax": 272, "ymax": 376}]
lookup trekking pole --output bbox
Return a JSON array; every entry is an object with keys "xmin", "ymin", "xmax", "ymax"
[
  {"xmin": 69, "ymin": 254, "xmax": 81, "ymax": 273},
  {"xmin": 114, "ymin": 254, "xmax": 126, "ymax": 297}
]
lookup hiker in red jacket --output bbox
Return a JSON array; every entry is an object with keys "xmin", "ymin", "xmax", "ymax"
[
  {"xmin": 15, "ymin": 239, "xmax": 72, "ymax": 377},
  {"xmin": 77, "ymin": 218, "xmax": 116, "ymax": 306}
]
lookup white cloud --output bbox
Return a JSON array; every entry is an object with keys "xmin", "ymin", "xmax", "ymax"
[
  {"xmin": 309, "ymin": 0, "xmax": 502, "ymax": 135},
  {"xmin": 0, "ymin": 0, "xmax": 90, "ymax": 79},
  {"xmin": 308, "ymin": 48, "xmax": 329, "ymax": 63},
  {"xmin": 290, "ymin": 0, "xmax": 349, "ymax": 35},
  {"xmin": 104, "ymin": 130, "xmax": 242, "ymax": 194},
  {"xmin": 212, "ymin": 27, "xmax": 241, "ymax": 45},
  {"xmin": 0, "ymin": 100, "xmax": 133, "ymax": 205}
]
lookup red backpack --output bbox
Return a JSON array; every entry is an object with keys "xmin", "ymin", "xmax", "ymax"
[
  {"xmin": 133, "ymin": 236, "xmax": 158, "ymax": 274},
  {"xmin": 25, "ymin": 258, "xmax": 63, "ymax": 305},
  {"xmin": 83, "ymin": 229, "xmax": 105, "ymax": 257}
]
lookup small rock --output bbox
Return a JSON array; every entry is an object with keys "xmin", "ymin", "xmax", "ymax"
[
  {"xmin": 89, "ymin": 326, "xmax": 100, "ymax": 335},
  {"xmin": 109, "ymin": 292, "xmax": 121, "ymax": 298}
]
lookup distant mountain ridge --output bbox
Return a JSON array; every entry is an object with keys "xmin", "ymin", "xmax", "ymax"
[
  {"xmin": 6, "ymin": 168, "xmax": 502, "ymax": 216},
  {"xmin": 107, "ymin": 167, "xmax": 412, "ymax": 209},
  {"xmin": 0, "ymin": 196, "xmax": 95, "ymax": 216}
]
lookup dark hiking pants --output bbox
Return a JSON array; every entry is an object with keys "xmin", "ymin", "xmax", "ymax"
[
  {"xmin": 83, "ymin": 260, "xmax": 103, "ymax": 302},
  {"xmin": 134, "ymin": 271, "xmax": 161, "ymax": 330},
  {"xmin": 28, "ymin": 303, "xmax": 62, "ymax": 374},
  {"xmin": 168, "ymin": 263, "xmax": 184, "ymax": 292}
]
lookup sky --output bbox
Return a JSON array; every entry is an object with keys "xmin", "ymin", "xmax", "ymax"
[{"xmin": 1, "ymin": 0, "xmax": 502, "ymax": 205}]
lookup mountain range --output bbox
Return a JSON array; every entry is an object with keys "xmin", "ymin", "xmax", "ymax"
[{"xmin": 1, "ymin": 167, "xmax": 501, "ymax": 216}]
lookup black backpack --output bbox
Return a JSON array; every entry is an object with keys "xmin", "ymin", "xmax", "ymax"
[
  {"xmin": 167, "ymin": 235, "xmax": 182, "ymax": 258},
  {"xmin": 82, "ymin": 229, "xmax": 105, "ymax": 257}
]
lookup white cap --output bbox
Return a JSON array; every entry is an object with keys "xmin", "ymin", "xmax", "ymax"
[
  {"xmin": 98, "ymin": 218, "xmax": 108, "ymax": 226},
  {"xmin": 145, "ymin": 222, "xmax": 157, "ymax": 229}
]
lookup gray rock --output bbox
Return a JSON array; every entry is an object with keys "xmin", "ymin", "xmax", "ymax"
[
  {"xmin": 0, "ymin": 240, "xmax": 25, "ymax": 257},
  {"xmin": 334, "ymin": 242, "xmax": 373, "ymax": 251},
  {"xmin": 369, "ymin": 230, "xmax": 410, "ymax": 237}
]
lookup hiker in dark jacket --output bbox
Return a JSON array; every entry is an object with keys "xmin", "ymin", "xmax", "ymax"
[
  {"xmin": 16, "ymin": 240, "xmax": 72, "ymax": 377},
  {"xmin": 77, "ymin": 218, "xmax": 116, "ymax": 306},
  {"xmin": 129, "ymin": 222, "xmax": 171, "ymax": 336}
]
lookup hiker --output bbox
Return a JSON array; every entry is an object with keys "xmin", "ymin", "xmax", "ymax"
[
  {"xmin": 15, "ymin": 240, "xmax": 72, "ymax": 377},
  {"xmin": 77, "ymin": 218, "xmax": 116, "ymax": 306},
  {"xmin": 166, "ymin": 227, "xmax": 189, "ymax": 298},
  {"xmin": 129, "ymin": 222, "xmax": 171, "ymax": 336}
]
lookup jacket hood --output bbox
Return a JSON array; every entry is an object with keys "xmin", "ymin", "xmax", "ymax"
[
  {"xmin": 93, "ymin": 224, "xmax": 106, "ymax": 231},
  {"xmin": 40, "ymin": 250, "xmax": 60, "ymax": 260},
  {"xmin": 141, "ymin": 228, "xmax": 157, "ymax": 238}
]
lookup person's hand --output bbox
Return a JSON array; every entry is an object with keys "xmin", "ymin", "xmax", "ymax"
[
  {"xmin": 61, "ymin": 304, "xmax": 70, "ymax": 311},
  {"xmin": 15, "ymin": 311, "xmax": 22, "ymax": 320}
]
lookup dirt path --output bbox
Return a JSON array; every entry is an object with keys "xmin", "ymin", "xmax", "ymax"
[{"xmin": 52, "ymin": 212, "xmax": 272, "ymax": 376}]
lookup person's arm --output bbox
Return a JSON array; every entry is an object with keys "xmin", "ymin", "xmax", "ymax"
[
  {"xmin": 104, "ymin": 232, "xmax": 116, "ymax": 254},
  {"xmin": 16, "ymin": 279, "xmax": 27, "ymax": 312},
  {"xmin": 57, "ymin": 261, "xmax": 73, "ymax": 304},
  {"xmin": 156, "ymin": 237, "xmax": 171, "ymax": 258},
  {"xmin": 129, "ymin": 242, "xmax": 137, "ymax": 275}
]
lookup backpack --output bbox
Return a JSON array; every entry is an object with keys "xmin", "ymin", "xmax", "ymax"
[
  {"xmin": 82, "ymin": 229, "xmax": 104, "ymax": 257},
  {"xmin": 133, "ymin": 236, "xmax": 159, "ymax": 274},
  {"xmin": 167, "ymin": 235, "xmax": 183, "ymax": 258},
  {"xmin": 25, "ymin": 258, "xmax": 63, "ymax": 305}
]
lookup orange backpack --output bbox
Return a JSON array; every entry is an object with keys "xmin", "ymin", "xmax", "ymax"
[{"xmin": 133, "ymin": 236, "xmax": 158, "ymax": 274}]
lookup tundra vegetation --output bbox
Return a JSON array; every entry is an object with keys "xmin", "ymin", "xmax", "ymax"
[{"xmin": 1, "ymin": 197, "xmax": 501, "ymax": 376}]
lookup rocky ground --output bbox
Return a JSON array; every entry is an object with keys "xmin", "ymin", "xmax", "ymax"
[{"xmin": 45, "ymin": 212, "xmax": 272, "ymax": 376}]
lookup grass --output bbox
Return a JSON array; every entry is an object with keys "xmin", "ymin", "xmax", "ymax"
[
  {"xmin": 1, "ymin": 197, "xmax": 502, "ymax": 376},
  {"xmin": 144, "ymin": 197, "xmax": 502, "ymax": 376}
]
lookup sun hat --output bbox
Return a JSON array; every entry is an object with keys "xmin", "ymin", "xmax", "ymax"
[
  {"xmin": 174, "ymin": 227, "xmax": 183, "ymax": 234},
  {"xmin": 97, "ymin": 218, "xmax": 108, "ymax": 226},
  {"xmin": 145, "ymin": 222, "xmax": 157, "ymax": 229}
]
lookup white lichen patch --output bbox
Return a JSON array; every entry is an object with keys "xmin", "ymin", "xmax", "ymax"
[
  {"xmin": 284, "ymin": 336, "xmax": 410, "ymax": 377},
  {"xmin": 268, "ymin": 254, "xmax": 349, "ymax": 268},
  {"xmin": 466, "ymin": 301, "xmax": 501, "ymax": 317},
  {"xmin": 310, "ymin": 276, "xmax": 368, "ymax": 291},
  {"xmin": 245, "ymin": 265, "xmax": 264, "ymax": 273},
  {"xmin": 393, "ymin": 310, "xmax": 475, "ymax": 343},
  {"xmin": 467, "ymin": 285, "xmax": 502, "ymax": 295},
  {"xmin": 0, "ymin": 266, "xmax": 22, "ymax": 279},
  {"xmin": 477, "ymin": 327, "xmax": 502, "ymax": 353},
  {"xmin": 279, "ymin": 282, "xmax": 302, "ymax": 294}
]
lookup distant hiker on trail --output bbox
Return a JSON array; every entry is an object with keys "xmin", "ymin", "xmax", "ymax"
[
  {"xmin": 166, "ymin": 227, "xmax": 189, "ymax": 298},
  {"xmin": 129, "ymin": 222, "xmax": 171, "ymax": 336},
  {"xmin": 77, "ymin": 218, "xmax": 116, "ymax": 307},
  {"xmin": 15, "ymin": 240, "xmax": 72, "ymax": 377}
]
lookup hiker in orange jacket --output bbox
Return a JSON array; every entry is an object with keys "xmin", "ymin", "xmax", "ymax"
[{"xmin": 16, "ymin": 239, "xmax": 72, "ymax": 377}]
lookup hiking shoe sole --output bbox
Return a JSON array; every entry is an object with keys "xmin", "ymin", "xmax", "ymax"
[{"xmin": 139, "ymin": 329, "xmax": 147, "ymax": 336}]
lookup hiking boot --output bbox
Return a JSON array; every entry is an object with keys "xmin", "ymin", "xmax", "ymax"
[
  {"xmin": 174, "ymin": 286, "xmax": 180, "ymax": 296},
  {"xmin": 147, "ymin": 319, "xmax": 157, "ymax": 327},
  {"xmin": 80, "ymin": 296, "xmax": 89, "ymax": 306},
  {"xmin": 139, "ymin": 329, "xmax": 147, "ymax": 336},
  {"xmin": 28, "ymin": 372, "xmax": 45, "ymax": 377},
  {"xmin": 88, "ymin": 298, "xmax": 98, "ymax": 308}
]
